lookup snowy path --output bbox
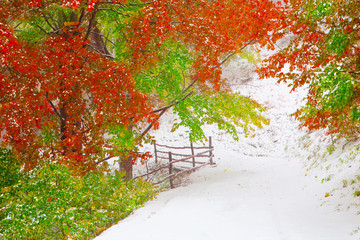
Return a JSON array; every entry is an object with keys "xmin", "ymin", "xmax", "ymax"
[
  {"xmin": 96, "ymin": 63, "xmax": 360, "ymax": 239},
  {"xmin": 96, "ymin": 153, "xmax": 359, "ymax": 240}
]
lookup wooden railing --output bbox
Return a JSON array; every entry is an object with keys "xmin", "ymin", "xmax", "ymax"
[{"xmin": 135, "ymin": 136, "xmax": 215, "ymax": 188}]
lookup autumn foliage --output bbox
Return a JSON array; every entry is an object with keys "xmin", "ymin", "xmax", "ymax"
[
  {"xmin": 1, "ymin": 25, "xmax": 151, "ymax": 173},
  {"xmin": 0, "ymin": 0, "xmax": 287, "ymax": 174},
  {"xmin": 259, "ymin": 0, "xmax": 360, "ymax": 139},
  {"xmin": 129, "ymin": 0, "xmax": 287, "ymax": 87}
]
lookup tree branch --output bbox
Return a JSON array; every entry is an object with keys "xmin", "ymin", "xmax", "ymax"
[
  {"xmin": 152, "ymin": 91, "xmax": 193, "ymax": 114},
  {"xmin": 219, "ymin": 39, "xmax": 259, "ymax": 66},
  {"xmin": 95, "ymin": 156, "xmax": 113, "ymax": 165},
  {"xmin": 139, "ymin": 108, "xmax": 167, "ymax": 139},
  {"xmin": 105, "ymin": 30, "xmax": 111, "ymax": 48},
  {"xmin": 140, "ymin": 79, "xmax": 197, "ymax": 138},
  {"xmin": 46, "ymin": 96, "xmax": 65, "ymax": 122},
  {"xmin": 35, "ymin": 24, "xmax": 50, "ymax": 35},
  {"xmin": 85, "ymin": 43, "xmax": 115, "ymax": 59},
  {"xmin": 78, "ymin": 8, "xmax": 86, "ymax": 25},
  {"xmin": 172, "ymin": 77, "xmax": 198, "ymax": 103},
  {"xmin": 13, "ymin": 22, "xmax": 22, "ymax": 30},
  {"xmin": 98, "ymin": 8, "xmax": 129, "ymax": 16},
  {"xmin": 138, "ymin": 39, "xmax": 258, "ymax": 139},
  {"xmin": 41, "ymin": 13, "xmax": 57, "ymax": 31},
  {"xmin": 90, "ymin": 30, "xmax": 116, "ymax": 46},
  {"xmin": 128, "ymin": 1, "xmax": 152, "ymax": 6},
  {"xmin": 98, "ymin": 1, "xmax": 126, "ymax": 8},
  {"xmin": 85, "ymin": 2, "xmax": 100, "ymax": 41},
  {"xmin": 114, "ymin": 18, "xmax": 129, "ymax": 43}
]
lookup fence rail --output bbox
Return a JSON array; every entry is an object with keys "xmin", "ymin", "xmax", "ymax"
[{"xmin": 135, "ymin": 136, "xmax": 215, "ymax": 188}]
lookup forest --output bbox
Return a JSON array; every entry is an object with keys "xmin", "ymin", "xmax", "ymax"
[{"xmin": 1, "ymin": 0, "xmax": 360, "ymax": 239}]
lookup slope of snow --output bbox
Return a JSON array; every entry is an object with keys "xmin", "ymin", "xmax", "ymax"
[{"xmin": 95, "ymin": 54, "xmax": 360, "ymax": 240}]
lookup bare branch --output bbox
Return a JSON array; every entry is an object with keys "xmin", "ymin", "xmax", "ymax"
[
  {"xmin": 128, "ymin": 1, "xmax": 152, "ymax": 6},
  {"xmin": 152, "ymin": 91, "xmax": 194, "ymax": 114},
  {"xmin": 219, "ymin": 52, "xmax": 237, "ymax": 66},
  {"xmin": 13, "ymin": 22, "xmax": 22, "ymax": 30},
  {"xmin": 138, "ymin": 74, "xmax": 199, "ymax": 138},
  {"xmin": 219, "ymin": 39, "xmax": 259, "ymax": 66},
  {"xmin": 98, "ymin": 8, "xmax": 129, "ymax": 16},
  {"xmin": 85, "ymin": 2, "xmax": 100, "ymax": 41},
  {"xmin": 35, "ymin": 24, "xmax": 50, "ymax": 35},
  {"xmin": 114, "ymin": 18, "xmax": 129, "ymax": 43},
  {"xmin": 41, "ymin": 13, "xmax": 57, "ymax": 31},
  {"xmin": 95, "ymin": 156, "xmax": 114, "ymax": 165},
  {"xmin": 78, "ymin": 8, "xmax": 86, "ymax": 25},
  {"xmin": 90, "ymin": 30, "xmax": 116, "ymax": 46},
  {"xmin": 105, "ymin": 30, "xmax": 111, "ymax": 48},
  {"xmin": 85, "ymin": 43, "xmax": 115, "ymax": 59},
  {"xmin": 45, "ymin": 95, "xmax": 65, "ymax": 122},
  {"xmin": 139, "ymin": 108, "xmax": 167, "ymax": 138},
  {"xmin": 98, "ymin": 1, "xmax": 126, "ymax": 8}
]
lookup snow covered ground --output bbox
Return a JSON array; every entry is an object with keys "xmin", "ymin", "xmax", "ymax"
[{"xmin": 95, "ymin": 53, "xmax": 360, "ymax": 240}]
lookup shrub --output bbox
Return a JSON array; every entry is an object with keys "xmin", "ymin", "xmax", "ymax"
[
  {"xmin": 0, "ymin": 163, "xmax": 157, "ymax": 239},
  {"xmin": 0, "ymin": 148, "xmax": 23, "ymax": 223},
  {"xmin": 0, "ymin": 148, "xmax": 22, "ymax": 189}
]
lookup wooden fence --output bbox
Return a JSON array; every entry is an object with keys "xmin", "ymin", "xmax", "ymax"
[{"xmin": 134, "ymin": 136, "xmax": 215, "ymax": 188}]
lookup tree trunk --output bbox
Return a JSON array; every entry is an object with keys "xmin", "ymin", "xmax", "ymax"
[
  {"xmin": 120, "ymin": 155, "xmax": 133, "ymax": 180},
  {"xmin": 90, "ymin": 24, "xmax": 111, "ymax": 56}
]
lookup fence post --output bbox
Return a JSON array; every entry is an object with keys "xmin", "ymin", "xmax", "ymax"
[
  {"xmin": 209, "ymin": 136, "xmax": 214, "ymax": 165},
  {"xmin": 169, "ymin": 152, "xmax": 174, "ymax": 188},
  {"xmin": 190, "ymin": 141, "xmax": 196, "ymax": 167},
  {"xmin": 154, "ymin": 143, "xmax": 158, "ymax": 164}
]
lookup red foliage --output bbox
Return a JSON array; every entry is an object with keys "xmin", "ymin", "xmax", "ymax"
[
  {"xmin": 128, "ymin": 0, "xmax": 287, "ymax": 88},
  {"xmin": 0, "ymin": 0, "xmax": 287, "ymax": 173},
  {"xmin": 258, "ymin": 0, "xmax": 360, "ymax": 138},
  {"xmin": 0, "ymin": 25, "xmax": 153, "ymax": 173}
]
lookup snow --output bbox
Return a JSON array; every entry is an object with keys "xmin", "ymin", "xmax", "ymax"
[{"xmin": 95, "ymin": 50, "xmax": 360, "ymax": 240}]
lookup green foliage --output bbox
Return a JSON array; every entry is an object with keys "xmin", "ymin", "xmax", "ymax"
[
  {"xmin": 260, "ymin": 0, "xmax": 360, "ymax": 138},
  {"xmin": 325, "ymin": 30, "xmax": 350, "ymax": 56},
  {"xmin": 313, "ymin": 66, "xmax": 354, "ymax": 111},
  {"xmin": 173, "ymin": 92, "xmax": 269, "ymax": 142},
  {"xmin": 307, "ymin": 0, "xmax": 334, "ymax": 20},
  {"xmin": 15, "ymin": 7, "xmax": 78, "ymax": 44},
  {"xmin": 0, "ymin": 148, "xmax": 22, "ymax": 223},
  {"xmin": 108, "ymin": 124, "xmax": 136, "ymax": 154},
  {"xmin": 0, "ymin": 148, "xmax": 22, "ymax": 189},
  {"xmin": 135, "ymin": 40, "xmax": 268, "ymax": 142},
  {"xmin": 0, "ymin": 163, "xmax": 157, "ymax": 239},
  {"xmin": 135, "ymin": 40, "xmax": 193, "ymax": 100},
  {"xmin": 16, "ymin": 21, "xmax": 47, "ymax": 43},
  {"xmin": 97, "ymin": 4, "xmax": 143, "ymax": 63},
  {"xmin": 293, "ymin": 65, "xmax": 360, "ymax": 136},
  {"xmin": 238, "ymin": 47, "xmax": 260, "ymax": 66},
  {"xmin": 222, "ymin": 48, "xmax": 260, "ymax": 68}
]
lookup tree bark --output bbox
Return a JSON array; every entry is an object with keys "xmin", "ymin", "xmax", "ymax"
[
  {"xmin": 120, "ymin": 155, "xmax": 133, "ymax": 180},
  {"xmin": 119, "ymin": 123, "xmax": 134, "ymax": 180}
]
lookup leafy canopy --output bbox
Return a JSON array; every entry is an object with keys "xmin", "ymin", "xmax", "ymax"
[
  {"xmin": 259, "ymin": 0, "xmax": 360, "ymax": 139},
  {"xmin": 0, "ymin": 0, "xmax": 287, "ymax": 173}
]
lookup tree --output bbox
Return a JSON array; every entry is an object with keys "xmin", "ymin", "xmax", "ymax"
[
  {"xmin": 0, "ymin": 0, "xmax": 287, "ymax": 176},
  {"xmin": 259, "ymin": 0, "xmax": 360, "ymax": 140},
  {"xmin": 0, "ymin": 2, "xmax": 153, "ymax": 174}
]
